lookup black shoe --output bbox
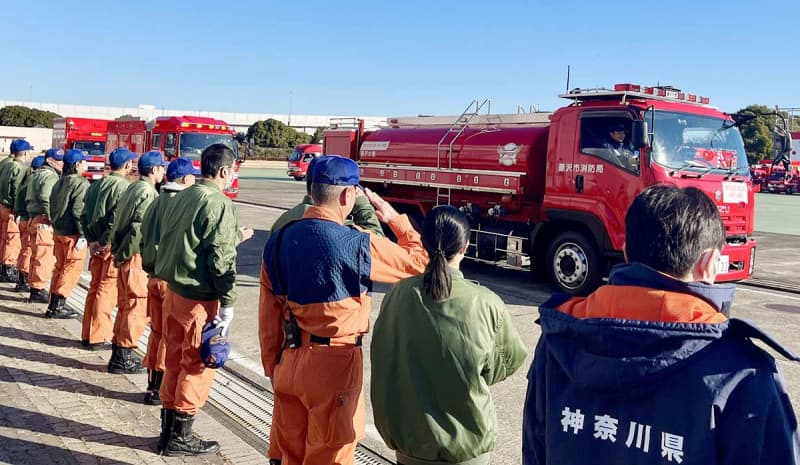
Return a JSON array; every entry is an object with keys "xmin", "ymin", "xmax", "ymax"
[
  {"xmin": 144, "ymin": 370, "xmax": 163, "ymax": 405},
  {"xmin": 0, "ymin": 265, "xmax": 9, "ymax": 283},
  {"xmin": 108, "ymin": 347, "xmax": 146, "ymax": 374},
  {"xmin": 3, "ymin": 265, "xmax": 18, "ymax": 283},
  {"xmin": 164, "ymin": 413, "xmax": 220, "ymax": 457},
  {"xmin": 157, "ymin": 409, "xmax": 176, "ymax": 454},
  {"xmin": 14, "ymin": 272, "xmax": 30, "ymax": 293},
  {"xmin": 46, "ymin": 296, "xmax": 76, "ymax": 319},
  {"xmin": 28, "ymin": 288, "xmax": 50, "ymax": 304}
]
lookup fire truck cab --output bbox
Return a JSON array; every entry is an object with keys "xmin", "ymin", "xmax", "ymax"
[
  {"xmin": 287, "ymin": 143, "xmax": 323, "ymax": 180},
  {"xmin": 325, "ymin": 83, "xmax": 757, "ymax": 295},
  {"xmin": 52, "ymin": 117, "xmax": 110, "ymax": 181}
]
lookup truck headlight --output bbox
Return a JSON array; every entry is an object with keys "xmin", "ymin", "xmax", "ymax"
[{"xmin": 748, "ymin": 246, "xmax": 756, "ymax": 276}]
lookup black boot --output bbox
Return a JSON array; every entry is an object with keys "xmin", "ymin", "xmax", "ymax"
[
  {"xmin": 157, "ymin": 408, "xmax": 175, "ymax": 454},
  {"xmin": 47, "ymin": 295, "xmax": 78, "ymax": 319},
  {"xmin": 164, "ymin": 413, "xmax": 220, "ymax": 457},
  {"xmin": 28, "ymin": 288, "xmax": 50, "ymax": 304},
  {"xmin": 0, "ymin": 265, "xmax": 8, "ymax": 282},
  {"xmin": 4, "ymin": 265, "xmax": 18, "ymax": 283},
  {"xmin": 108, "ymin": 347, "xmax": 146, "ymax": 374},
  {"xmin": 144, "ymin": 370, "xmax": 163, "ymax": 405},
  {"xmin": 14, "ymin": 272, "xmax": 30, "ymax": 293}
]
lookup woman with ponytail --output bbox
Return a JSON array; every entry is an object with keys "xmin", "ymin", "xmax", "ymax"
[{"xmin": 371, "ymin": 205, "xmax": 527, "ymax": 465}]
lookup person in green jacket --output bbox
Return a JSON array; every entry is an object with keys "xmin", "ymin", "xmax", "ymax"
[
  {"xmin": 13, "ymin": 155, "xmax": 46, "ymax": 293},
  {"xmin": 108, "ymin": 150, "xmax": 167, "ymax": 375},
  {"xmin": 25, "ymin": 148, "xmax": 64, "ymax": 304},
  {"xmin": 80, "ymin": 148, "xmax": 137, "ymax": 350},
  {"xmin": 155, "ymin": 144, "xmax": 253, "ymax": 457},
  {"xmin": 0, "ymin": 139, "xmax": 33, "ymax": 283},
  {"xmin": 47, "ymin": 150, "xmax": 90, "ymax": 318},
  {"xmin": 371, "ymin": 205, "xmax": 527, "ymax": 465}
]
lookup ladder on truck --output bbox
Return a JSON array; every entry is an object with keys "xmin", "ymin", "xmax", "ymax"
[{"xmin": 435, "ymin": 98, "xmax": 490, "ymax": 206}]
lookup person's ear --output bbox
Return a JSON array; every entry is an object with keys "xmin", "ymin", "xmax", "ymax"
[{"xmin": 691, "ymin": 248, "xmax": 719, "ymax": 284}]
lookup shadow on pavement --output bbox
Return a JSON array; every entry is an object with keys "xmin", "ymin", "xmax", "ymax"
[
  {"xmin": 0, "ymin": 434, "xmax": 136, "ymax": 465},
  {"xmin": 0, "ymin": 326, "xmax": 80, "ymax": 349},
  {"xmin": 0, "ymin": 342, "xmax": 107, "ymax": 372},
  {"xmin": 0, "ymin": 366, "xmax": 145, "ymax": 404},
  {"xmin": 0, "ymin": 305, "xmax": 43, "ymax": 319}
]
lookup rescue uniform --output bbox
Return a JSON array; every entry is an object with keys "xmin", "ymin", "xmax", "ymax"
[
  {"xmin": 371, "ymin": 270, "xmax": 527, "ymax": 465},
  {"xmin": 260, "ymin": 205, "xmax": 428, "ymax": 465},
  {"xmin": 48, "ymin": 171, "xmax": 90, "ymax": 316},
  {"xmin": 523, "ymin": 263, "xmax": 800, "ymax": 465},
  {"xmin": 110, "ymin": 178, "xmax": 159, "ymax": 353},
  {"xmin": 155, "ymin": 179, "xmax": 242, "ymax": 416},
  {"xmin": 80, "ymin": 172, "xmax": 130, "ymax": 345},
  {"xmin": 141, "ymin": 181, "xmax": 187, "ymax": 403},
  {"xmin": 14, "ymin": 169, "xmax": 33, "ymax": 291},
  {"xmin": 0, "ymin": 157, "xmax": 27, "ymax": 280},
  {"xmin": 25, "ymin": 162, "xmax": 61, "ymax": 298}
]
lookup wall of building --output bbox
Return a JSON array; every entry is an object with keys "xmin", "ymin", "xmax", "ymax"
[{"xmin": 0, "ymin": 126, "xmax": 53, "ymax": 154}]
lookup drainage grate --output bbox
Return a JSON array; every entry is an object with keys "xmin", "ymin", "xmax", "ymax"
[{"xmin": 66, "ymin": 273, "xmax": 394, "ymax": 464}]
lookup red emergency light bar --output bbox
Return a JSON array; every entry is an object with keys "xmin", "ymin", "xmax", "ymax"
[{"xmin": 612, "ymin": 83, "xmax": 710, "ymax": 105}]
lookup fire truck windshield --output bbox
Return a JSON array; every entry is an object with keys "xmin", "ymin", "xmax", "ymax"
[
  {"xmin": 650, "ymin": 111, "xmax": 749, "ymax": 176},
  {"xmin": 179, "ymin": 132, "xmax": 238, "ymax": 160},
  {"xmin": 72, "ymin": 141, "xmax": 106, "ymax": 156}
]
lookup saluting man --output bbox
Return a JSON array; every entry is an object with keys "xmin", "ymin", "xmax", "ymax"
[
  {"xmin": 80, "ymin": 147, "xmax": 137, "ymax": 350},
  {"xmin": 25, "ymin": 148, "xmax": 64, "ymax": 305},
  {"xmin": 0, "ymin": 139, "xmax": 33, "ymax": 283},
  {"xmin": 47, "ymin": 149, "xmax": 91, "ymax": 318},
  {"xmin": 109, "ymin": 150, "xmax": 167, "ymax": 374},
  {"xmin": 155, "ymin": 144, "xmax": 253, "ymax": 457},
  {"xmin": 14, "ymin": 155, "xmax": 46, "ymax": 293}
]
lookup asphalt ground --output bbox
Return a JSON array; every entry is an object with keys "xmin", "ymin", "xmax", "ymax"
[{"xmin": 227, "ymin": 166, "xmax": 800, "ymax": 464}]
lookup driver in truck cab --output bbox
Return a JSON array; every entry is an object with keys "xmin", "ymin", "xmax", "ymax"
[{"xmin": 603, "ymin": 122, "xmax": 637, "ymax": 171}]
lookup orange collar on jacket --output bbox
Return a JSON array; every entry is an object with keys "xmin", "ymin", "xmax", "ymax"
[
  {"xmin": 558, "ymin": 285, "xmax": 727, "ymax": 324},
  {"xmin": 302, "ymin": 205, "xmax": 344, "ymax": 224}
]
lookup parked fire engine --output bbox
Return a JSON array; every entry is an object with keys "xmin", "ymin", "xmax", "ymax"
[
  {"xmin": 106, "ymin": 115, "xmax": 242, "ymax": 199},
  {"xmin": 324, "ymin": 83, "xmax": 757, "ymax": 295},
  {"xmin": 287, "ymin": 143, "xmax": 323, "ymax": 180},
  {"xmin": 52, "ymin": 117, "xmax": 110, "ymax": 181}
]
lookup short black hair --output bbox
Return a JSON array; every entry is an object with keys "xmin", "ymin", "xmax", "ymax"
[
  {"xmin": 625, "ymin": 184, "xmax": 725, "ymax": 277},
  {"xmin": 137, "ymin": 162, "xmax": 159, "ymax": 177},
  {"xmin": 201, "ymin": 144, "xmax": 235, "ymax": 178},
  {"xmin": 62, "ymin": 161, "xmax": 81, "ymax": 176}
]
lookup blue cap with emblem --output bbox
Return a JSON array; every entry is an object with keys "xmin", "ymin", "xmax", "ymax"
[
  {"xmin": 166, "ymin": 158, "xmax": 201, "ymax": 181},
  {"xmin": 64, "ymin": 149, "xmax": 87, "ymax": 165},
  {"xmin": 45, "ymin": 148, "xmax": 65, "ymax": 161},
  {"xmin": 109, "ymin": 147, "xmax": 138, "ymax": 169},
  {"xmin": 312, "ymin": 155, "xmax": 360, "ymax": 186},
  {"xmin": 200, "ymin": 324, "xmax": 230, "ymax": 369}
]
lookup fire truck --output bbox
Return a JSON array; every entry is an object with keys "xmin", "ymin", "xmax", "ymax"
[
  {"xmin": 324, "ymin": 83, "xmax": 757, "ymax": 295},
  {"xmin": 52, "ymin": 117, "xmax": 110, "ymax": 181},
  {"xmin": 287, "ymin": 143, "xmax": 323, "ymax": 180},
  {"xmin": 106, "ymin": 115, "xmax": 242, "ymax": 199}
]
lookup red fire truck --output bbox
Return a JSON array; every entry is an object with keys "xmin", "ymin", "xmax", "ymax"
[
  {"xmin": 106, "ymin": 115, "xmax": 242, "ymax": 199},
  {"xmin": 287, "ymin": 143, "xmax": 323, "ymax": 180},
  {"xmin": 52, "ymin": 117, "xmax": 110, "ymax": 181},
  {"xmin": 324, "ymin": 83, "xmax": 757, "ymax": 295}
]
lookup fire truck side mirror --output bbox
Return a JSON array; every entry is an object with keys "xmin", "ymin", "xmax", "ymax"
[{"xmin": 631, "ymin": 120, "xmax": 649, "ymax": 149}]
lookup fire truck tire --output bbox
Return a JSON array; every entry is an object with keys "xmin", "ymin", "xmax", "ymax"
[
  {"xmin": 547, "ymin": 231, "xmax": 603, "ymax": 296},
  {"xmin": 293, "ymin": 176, "xmax": 305, "ymax": 181},
  {"xmin": 787, "ymin": 187, "xmax": 794, "ymax": 195}
]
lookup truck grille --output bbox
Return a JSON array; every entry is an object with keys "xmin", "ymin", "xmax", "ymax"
[{"xmin": 720, "ymin": 214, "xmax": 747, "ymax": 235}]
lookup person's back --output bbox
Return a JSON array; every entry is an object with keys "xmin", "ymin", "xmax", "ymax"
[
  {"xmin": 523, "ymin": 184, "xmax": 800, "ymax": 465},
  {"xmin": 372, "ymin": 206, "xmax": 526, "ymax": 465}
]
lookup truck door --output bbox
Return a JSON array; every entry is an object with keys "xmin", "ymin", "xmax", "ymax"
[{"xmin": 574, "ymin": 110, "xmax": 645, "ymax": 250}]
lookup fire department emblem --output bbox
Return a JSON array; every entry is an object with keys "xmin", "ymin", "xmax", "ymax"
[{"xmin": 498, "ymin": 143, "xmax": 521, "ymax": 166}]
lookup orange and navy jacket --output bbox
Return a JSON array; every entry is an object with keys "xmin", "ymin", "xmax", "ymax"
[
  {"xmin": 523, "ymin": 263, "xmax": 800, "ymax": 465},
  {"xmin": 258, "ymin": 205, "xmax": 427, "ymax": 377}
]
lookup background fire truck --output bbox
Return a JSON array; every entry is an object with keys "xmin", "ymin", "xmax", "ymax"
[
  {"xmin": 51, "ymin": 117, "xmax": 109, "ymax": 181},
  {"xmin": 325, "ymin": 84, "xmax": 757, "ymax": 295},
  {"xmin": 286, "ymin": 143, "xmax": 323, "ymax": 180},
  {"xmin": 105, "ymin": 115, "xmax": 242, "ymax": 199}
]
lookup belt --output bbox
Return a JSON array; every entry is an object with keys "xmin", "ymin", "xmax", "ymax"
[{"xmin": 308, "ymin": 333, "xmax": 363, "ymax": 347}]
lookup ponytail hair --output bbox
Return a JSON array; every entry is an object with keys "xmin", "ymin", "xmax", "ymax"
[
  {"xmin": 62, "ymin": 161, "xmax": 81, "ymax": 176},
  {"xmin": 422, "ymin": 206, "xmax": 471, "ymax": 301}
]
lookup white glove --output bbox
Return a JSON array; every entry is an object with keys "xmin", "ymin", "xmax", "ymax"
[
  {"xmin": 213, "ymin": 307, "xmax": 234, "ymax": 336},
  {"xmin": 14, "ymin": 216, "xmax": 21, "ymax": 224},
  {"xmin": 75, "ymin": 238, "xmax": 88, "ymax": 251},
  {"xmin": 38, "ymin": 223, "xmax": 52, "ymax": 231}
]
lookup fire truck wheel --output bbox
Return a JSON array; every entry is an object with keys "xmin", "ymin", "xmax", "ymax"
[
  {"xmin": 293, "ymin": 176, "xmax": 305, "ymax": 181},
  {"xmin": 547, "ymin": 231, "xmax": 603, "ymax": 296}
]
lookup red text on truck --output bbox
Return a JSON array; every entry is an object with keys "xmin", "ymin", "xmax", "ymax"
[
  {"xmin": 324, "ymin": 83, "xmax": 757, "ymax": 295},
  {"xmin": 52, "ymin": 117, "xmax": 110, "ymax": 181}
]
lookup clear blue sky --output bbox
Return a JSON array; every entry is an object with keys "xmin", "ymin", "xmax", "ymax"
[{"xmin": 2, "ymin": 0, "xmax": 798, "ymax": 117}]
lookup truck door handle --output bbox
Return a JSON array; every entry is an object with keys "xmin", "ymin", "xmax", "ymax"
[{"xmin": 575, "ymin": 175, "xmax": 584, "ymax": 193}]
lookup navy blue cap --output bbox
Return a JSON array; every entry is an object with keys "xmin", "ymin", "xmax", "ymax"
[
  {"xmin": 167, "ymin": 158, "xmax": 201, "ymax": 181},
  {"xmin": 45, "ymin": 148, "xmax": 65, "ymax": 161},
  {"xmin": 64, "ymin": 149, "xmax": 87, "ymax": 164},
  {"xmin": 31, "ymin": 156, "xmax": 46, "ymax": 169},
  {"xmin": 138, "ymin": 150, "xmax": 168, "ymax": 171},
  {"xmin": 312, "ymin": 155, "xmax": 360, "ymax": 186},
  {"xmin": 200, "ymin": 325, "xmax": 230, "ymax": 369},
  {"xmin": 10, "ymin": 139, "xmax": 33, "ymax": 153},
  {"xmin": 109, "ymin": 147, "xmax": 138, "ymax": 169}
]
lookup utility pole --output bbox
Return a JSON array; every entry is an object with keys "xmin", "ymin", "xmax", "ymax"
[{"xmin": 288, "ymin": 90, "xmax": 293, "ymax": 127}]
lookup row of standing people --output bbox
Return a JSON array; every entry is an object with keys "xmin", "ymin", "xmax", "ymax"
[{"xmin": 0, "ymin": 140, "xmax": 253, "ymax": 456}]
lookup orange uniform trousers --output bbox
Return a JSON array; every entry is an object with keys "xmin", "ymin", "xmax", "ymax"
[
  {"xmin": 113, "ymin": 253, "xmax": 149, "ymax": 348},
  {"xmin": 0, "ymin": 205, "xmax": 20, "ymax": 266},
  {"xmin": 159, "ymin": 289, "xmax": 219, "ymax": 415},
  {"xmin": 272, "ymin": 343, "xmax": 366, "ymax": 465},
  {"xmin": 142, "ymin": 277, "xmax": 168, "ymax": 372},
  {"xmin": 50, "ymin": 235, "xmax": 87, "ymax": 298},
  {"xmin": 28, "ymin": 215, "xmax": 55, "ymax": 289},
  {"xmin": 16, "ymin": 220, "xmax": 32, "ymax": 273},
  {"xmin": 82, "ymin": 248, "xmax": 117, "ymax": 344}
]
